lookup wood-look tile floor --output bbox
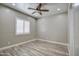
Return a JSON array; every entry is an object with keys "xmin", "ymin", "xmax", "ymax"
[{"xmin": 0, "ymin": 40, "xmax": 68, "ymax": 56}]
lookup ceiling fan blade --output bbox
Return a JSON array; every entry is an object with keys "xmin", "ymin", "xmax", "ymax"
[
  {"xmin": 28, "ymin": 8, "xmax": 36, "ymax": 10},
  {"xmin": 36, "ymin": 3, "xmax": 42, "ymax": 10},
  {"xmin": 39, "ymin": 9, "xmax": 49, "ymax": 11}
]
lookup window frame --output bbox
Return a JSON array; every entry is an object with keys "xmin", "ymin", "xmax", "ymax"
[{"xmin": 16, "ymin": 18, "xmax": 30, "ymax": 35}]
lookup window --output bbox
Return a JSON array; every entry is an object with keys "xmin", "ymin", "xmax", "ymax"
[
  {"xmin": 16, "ymin": 18, "xmax": 30, "ymax": 35},
  {"xmin": 16, "ymin": 19, "xmax": 23, "ymax": 34}
]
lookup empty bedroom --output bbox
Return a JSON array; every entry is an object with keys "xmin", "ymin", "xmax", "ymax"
[{"xmin": 0, "ymin": 3, "xmax": 79, "ymax": 56}]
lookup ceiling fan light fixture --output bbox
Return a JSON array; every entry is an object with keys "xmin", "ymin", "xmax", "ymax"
[{"xmin": 28, "ymin": 3, "xmax": 49, "ymax": 15}]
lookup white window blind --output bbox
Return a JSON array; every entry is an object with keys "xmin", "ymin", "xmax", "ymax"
[
  {"xmin": 16, "ymin": 18, "xmax": 30, "ymax": 35},
  {"xmin": 24, "ymin": 21, "xmax": 30, "ymax": 33}
]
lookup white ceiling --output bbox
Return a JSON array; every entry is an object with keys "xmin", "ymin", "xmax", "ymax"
[{"xmin": 3, "ymin": 3, "xmax": 69, "ymax": 18}]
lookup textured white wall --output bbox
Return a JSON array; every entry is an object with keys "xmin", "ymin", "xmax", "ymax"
[
  {"xmin": 74, "ymin": 6, "xmax": 79, "ymax": 56},
  {"xmin": 68, "ymin": 7, "xmax": 74, "ymax": 56},
  {"xmin": 37, "ymin": 13, "xmax": 68, "ymax": 44},
  {"xmin": 0, "ymin": 5, "xmax": 36, "ymax": 48},
  {"xmin": 68, "ymin": 4, "xmax": 79, "ymax": 56}
]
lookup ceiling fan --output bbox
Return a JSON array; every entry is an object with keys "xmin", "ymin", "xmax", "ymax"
[{"xmin": 28, "ymin": 3, "xmax": 49, "ymax": 15}]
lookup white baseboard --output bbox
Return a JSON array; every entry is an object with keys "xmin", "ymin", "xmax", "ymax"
[
  {"xmin": 0, "ymin": 39, "xmax": 69, "ymax": 55},
  {"xmin": 38, "ymin": 39, "xmax": 68, "ymax": 47},
  {"xmin": 0, "ymin": 39, "xmax": 37, "ymax": 51},
  {"xmin": 38, "ymin": 39, "xmax": 69, "ymax": 55}
]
